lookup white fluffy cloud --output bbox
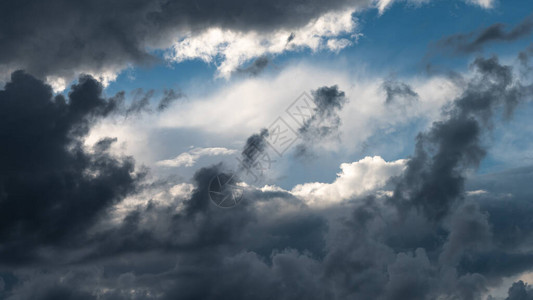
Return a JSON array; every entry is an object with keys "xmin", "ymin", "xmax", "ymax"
[
  {"xmin": 166, "ymin": 9, "xmax": 359, "ymax": 78},
  {"xmin": 291, "ymin": 156, "xmax": 407, "ymax": 206}
]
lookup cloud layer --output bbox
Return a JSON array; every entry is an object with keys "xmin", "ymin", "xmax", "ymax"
[
  {"xmin": 5, "ymin": 1, "xmax": 533, "ymax": 300},
  {"xmin": 1, "ymin": 49, "xmax": 533, "ymax": 299},
  {"xmin": 0, "ymin": 0, "xmax": 498, "ymax": 89}
]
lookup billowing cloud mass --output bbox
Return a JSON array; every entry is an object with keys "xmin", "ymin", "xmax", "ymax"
[
  {"xmin": 504, "ymin": 281, "xmax": 533, "ymax": 299},
  {"xmin": 4, "ymin": 1, "xmax": 533, "ymax": 300},
  {"xmin": 1, "ymin": 48, "xmax": 532, "ymax": 299},
  {"xmin": 291, "ymin": 156, "xmax": 407, "ymax": 205},
  {"xmin": 0, "ymin": 71, "xmax": 141, "ymax": 265}
]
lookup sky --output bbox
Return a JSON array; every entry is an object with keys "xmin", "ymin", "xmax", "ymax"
[{"xmin": 1, "ymin": 0, "xmax": 533, "ymax": 299}]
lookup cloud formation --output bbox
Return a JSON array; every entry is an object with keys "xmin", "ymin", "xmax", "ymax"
[
  {"xmin": 167, "ymin": 9, "xmax": 358, "ymax": 78},
  {"xmin": 0, "ymin": 71, "xmax": 140, "ymax": 265},
  {"xmin": 436, "ymin": 14, "xmax": 533, "ymax": 54},
  {"xmin": 3, "ymin": 1, "xmax": 533, "ymax": 299},
  {"xmin": 234, "ymin": 56, "xmax": 271, "ymax": 77},
  {"xmin": 382, "ymin": 79, "xmax": 419, "ymax": 104},
  {"xmin": 0, "ymin": 0, "xmax": 498, "ymax": 88},
  {"xmin": 156, "ymin": 147, "xmax": 237, "ymax": 167},
  {"xmin": 390, "ymin": 56, "xmax": 526, "ymax": 221},
  {"xmin": 0, "ymin": 0, "xmax": 367, "ymax": 86},
  {"xmin": 291, "ymin": 156, "xmax": 407, "ymax": 205},
  {"xmin": 2, "ymin": 50, "xmax": 532, "ymax": 299},
  {"xmin": 296, "ymin": 85, "xmax": 348, "ymax": 157}
]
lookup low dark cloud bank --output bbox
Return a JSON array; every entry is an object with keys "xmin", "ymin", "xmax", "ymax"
[{"xmin": 0, "ymin": 0, "xmax": 371, "ymax": 82}]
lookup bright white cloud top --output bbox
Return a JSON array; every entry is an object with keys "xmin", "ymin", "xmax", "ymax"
[
  {"xmin": 156, "ymin": 147, "xmax": 237, "ymax": 167},
  {"xmin": 166, "ymin": 9, "xmax": 358, "ymax": 78}
]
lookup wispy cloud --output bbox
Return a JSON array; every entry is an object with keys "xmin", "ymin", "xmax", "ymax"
[
  {"xmin": 156, "ymin": 147, "xmax": 237, "ymax": 167},
  {"xmin": 435, "ymin": 14, "xmax": 533, "ymax": 54}
]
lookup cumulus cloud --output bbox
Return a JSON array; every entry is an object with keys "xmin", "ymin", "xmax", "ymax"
[
  {"xmin": 291, "ymin": 156, "xmax": 407, "ymax": 205},
  {"xmin": 1, "ymin": 51, "xmax": 533, "ymax": 299},
  {"xmin": 504, "ymin": 281, "xmax": 533, "ymax": 299},
  {"xmin": 0, "ymin": 71, "xmax": 140, "ymax": 265}
]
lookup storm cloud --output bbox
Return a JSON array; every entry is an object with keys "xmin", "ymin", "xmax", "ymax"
[
  {"xmin": 3, "ymin": 52, "xmax": 531, "ymax": 299},
  {"xmin": 0, "ymin": 0, "xmax": 374, "ymax": 84},
  {"xmin": 0, "ymin": 71, "xmax": 140, "ymax": 265},
  {"xmin": 2, "ymin": 2, "xmax": 533, "ymax": 299}
]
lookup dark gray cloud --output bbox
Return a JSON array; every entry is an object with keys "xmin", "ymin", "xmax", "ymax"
[
  {"xmin": 287, "ymin": 32, "xmax": 296, "ymax": 44},
  {"xmin": 518, "ymin": 44, "xmax": 533, "ymax": 74},
  {"xmin": 382, "ymin": 79, "xmax": 419, "ymax": 104},
  {"xmin": 465, "ymin": 166, "xmax": 533, "ymax": 254},
  {"xmin": 0, "ymin": 160, "xmax": 331, "ymax": 299},
  {"xmin": 295, "ymin": 85, "xmax": 347, "ymax": 157},
  {"xmin": 126, "ymin": 88, "xmax": 154, "ymax": 115},
  {"xmin": 0, "ymin": 71, "xmax": 140, "ymax": 265},
  {"xmin": 306, "ymin": 53, "xmax": 532, "ymax": 299},
  {"xmin": 93, "ymin": 88, "xmax": 183, "ymax": 117},
  {"xmin": 389, "ymin": 56, "xmax": 524, "ymax": 221},
  {"xmin": 436, "ymin": 15, "xmax": 533, "ymax": 54},
  {"xmin": 157, "ymin": 89, "xmax": 183, "ymax": 112},
  {"xmin": 235, "ymin": 56, "xmax": 270, "ymax": 77},
  {"xmin": 0, "ymin": 0, "xmax": 371, "ymax": 81},
  {"xmin": 239, "ymin": 128, "xmax": 269, "ymax": 170},
  {"xmin": 505, "ymin": 281, "xmax": 533, "ymax": 300}
]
